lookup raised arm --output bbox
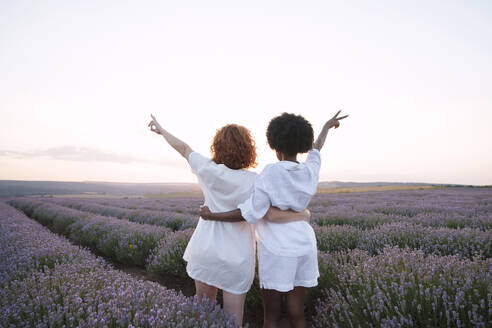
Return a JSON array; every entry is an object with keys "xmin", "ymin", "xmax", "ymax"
[
  {"xmin": 264, "ymin": 207, "xmax": 311, "ymax": 223},
  {"xmin": 312, "ymin": 110, "xmax": 349, "ymax": 151},
  {"xmin": 148, "ymin": 114, "xmax": 192, "ymax": 159}
]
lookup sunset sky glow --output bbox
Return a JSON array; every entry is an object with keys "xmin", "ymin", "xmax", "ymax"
[{"xmin": 1, "ymin": 0, "xmax": 491, "ymax": 185}]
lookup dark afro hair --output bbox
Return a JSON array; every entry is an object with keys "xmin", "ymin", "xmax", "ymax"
[{"xmin": 266, "ymin": 113, "xmax": 314, "ymax": 156}]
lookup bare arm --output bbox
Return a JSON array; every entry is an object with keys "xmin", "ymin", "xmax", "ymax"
[
  {"xmin": 200, "ymin": 205, "xmax": 311, "ymax": 224},
  {"xmin": 313, "ymin": 110, "xmax": 349, "ymax": 151},
  {"xmin": 264, "ymin": 207, "xmax": 311, "ymax": 223},
  {"xmin": 148, "ymin": 114, "xmax": 192, "ymax": 159},
  {"xmin": 200, "ymin": 206, "xmax": 245, "ymax": 222}
]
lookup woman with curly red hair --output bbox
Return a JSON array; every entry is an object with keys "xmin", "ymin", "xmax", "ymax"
[
  {"xmin": 210, "ymin": 123, "xmax": 258, "ymax": 170},
  {"xmin": 148, "ymin": 115, "xmax": 308, "ymax": 325}
]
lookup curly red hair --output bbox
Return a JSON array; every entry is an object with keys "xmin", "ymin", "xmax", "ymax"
[{"xmin": 211, "ymin": 124, "xmax": 257, "ymax": 170}]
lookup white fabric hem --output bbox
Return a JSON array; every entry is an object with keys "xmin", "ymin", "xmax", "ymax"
[
  {"xmin": 260, "ymin": 281, "xmax": 295, "ymax": 292},
  {"xmin": 293, "ymin": 277, "xmax": 319, "ymax": 288},
  {"xmin": 260, "ymin": 277, "xmax": 319, "ymax": 292},
  {"xmin": 185, "ymin": 262, "xmax": 252, "ymax": 295}
]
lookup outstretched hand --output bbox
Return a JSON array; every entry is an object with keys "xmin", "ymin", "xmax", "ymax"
[
  {"xmin": 148, "ymin": 114, "xmax": 163, "ymax": 135},
  {"xmin": 313, "ymin": 110, "xmax": 349, "ymax": 150},
  {"xmin": 326, "ymin": 110, "xmax": 349, "ymax": 129}
]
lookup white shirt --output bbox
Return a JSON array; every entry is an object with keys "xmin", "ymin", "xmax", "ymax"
[
  {"xmin": 183, "ymin": 152, "xmax": 257, "ymax": 293},
  {"xmin": 238, "ymin": 149, "xmax": 321, "ymax": 257}
]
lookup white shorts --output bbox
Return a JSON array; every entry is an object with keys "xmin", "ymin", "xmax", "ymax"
[{"xmin": 257, "ymin": 241, "xmax": 319, "ymax": 292}]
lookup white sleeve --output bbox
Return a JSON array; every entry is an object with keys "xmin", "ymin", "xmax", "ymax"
[
  {"xmin": 187, "ymin": 151, "xmax": 212, "ymax": 174},
  {"xmin": 305, "ymin": 149, "xmax": 321, "ymax": 175},
  {"xmin": 237, "ymin": 174, "xmax": 271, "ymax": 224}
]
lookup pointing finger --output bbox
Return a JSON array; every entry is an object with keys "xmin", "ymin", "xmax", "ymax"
[{"xmin": 337, "ymin": 115, "xmax": 349, "ymax": 120}]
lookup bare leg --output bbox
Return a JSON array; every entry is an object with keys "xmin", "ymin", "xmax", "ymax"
[
  {"xmin": 195, "ymin": 279, "xmax": 218, "ymax": 301},
  {"xmin": 223, "ymin": 291, "xmax": 247, "ymax": 326},
  {"xmin": 286, "ymin": 286, "xmax": 307, "ymax": 328},
  {"xmin": 261, "ymin": 288, "xmax": 282, "ymax": 328}
]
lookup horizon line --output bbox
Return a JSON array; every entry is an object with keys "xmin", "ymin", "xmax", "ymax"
[{"xmin": 0, "ymin": 179, "xmax": 489, "ymax": 187}]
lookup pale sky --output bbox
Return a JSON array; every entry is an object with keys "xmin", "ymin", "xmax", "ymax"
[{"xmin": 1, "ymin": 0, "xmax": 491, "ymax": 185}]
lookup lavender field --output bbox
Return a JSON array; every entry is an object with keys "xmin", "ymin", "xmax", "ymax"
[{"xmin": 1, "ymin": 187, "xmax": 491, "ymax": 327}]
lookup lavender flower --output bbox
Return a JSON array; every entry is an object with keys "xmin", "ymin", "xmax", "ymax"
[
  {"xmin": 314, "ymin": 247, "xmax": 491, "ymax": 328},
  {"xmin": 9, "ymin": 199, "xmax": 170, "ymax": 267},
  {"xmin": 44, "ymin": 198, "xmax": 199, "ymax": 231},
  {"xmin": 315, "ymin": 222, "xmax": 491, "ymax": 258},
  {"xmin": 0, "ymin": 201, "xmax": 239, "ymax": 327}
]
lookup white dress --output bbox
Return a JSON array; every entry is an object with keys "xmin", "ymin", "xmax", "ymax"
[{"xmin": 183, "ymin": 151, "xmax": 257, "ymax": 294}]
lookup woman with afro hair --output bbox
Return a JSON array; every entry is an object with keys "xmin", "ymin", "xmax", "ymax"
[
  {"xmin": 201, "ymin": 111, "xmax": 348, "ymax": 328},
  {"xmin": 148, "ymin": 115, "xmax": 309, "ymax": 326}
]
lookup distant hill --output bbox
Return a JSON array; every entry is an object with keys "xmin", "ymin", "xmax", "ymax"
[
  {"xmin": 0, "ymin": 180, "xmax": 201, "ymax": 197},
  {"xmin": 317, "ymin": 181, "xmax": 437, "ymax": 189},
  {"xmin": 0, "ymin": 180, "xmax": 477, "ymax": 198}
]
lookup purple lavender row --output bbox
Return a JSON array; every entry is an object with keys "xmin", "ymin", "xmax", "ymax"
[
  {"xmin": 9, "ymin": 198, "xmax": 194, "ymax": 278},
  {"xmin": 0, "ymin": 201, "xmax": 96, "ymax": 286},
  {"xmin": 85, "ymin": 197, "xmax": 202, "ymax": 216},
  {"xmin": 43, "ymin": 198, "xmax": 198, "ymax": 231},
  {"xmin": 0, "ymin": 202, "xmax": 239, "ymax": 327},
  {"xmin": 39, "ymin": 187, "xmax": 492, "ymax": 230},
  {"xmin": 9, "ymin": 198, "xmax": 170, "ymax": 267},
  {"xmin": 310, "ymin": 188, "xmax": 492, "ymax": 230},
  {"xmin": 314, "ymin": 222, "xmax": 491, "ymax": 258},
  {"xmin": 313, "ymin": 246, "xmax": 491, "ymax": 328},
  {"xmin": 146, "ymin": 229, "xmax": 194, "ymax": 277}
]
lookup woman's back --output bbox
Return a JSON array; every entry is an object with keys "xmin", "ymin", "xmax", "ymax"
[
  {"xmin": 183, "ymin": 151, "xmax": 258, "ymax": 294},
  {"xmin": 188, "ymin": 151, "xmax": 257, "ymax": 212}
]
